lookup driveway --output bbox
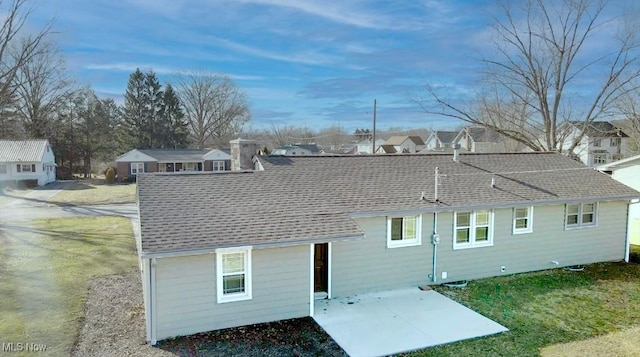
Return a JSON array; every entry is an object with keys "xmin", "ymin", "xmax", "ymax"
[{"xmin": 313, "ymin": 288, "xmax": 508, "ymax": 357}]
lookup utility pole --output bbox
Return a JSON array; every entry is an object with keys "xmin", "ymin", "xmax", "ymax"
[{"xmin": 372, "ymin": 99, "xmax": 377, "ymax": 154}]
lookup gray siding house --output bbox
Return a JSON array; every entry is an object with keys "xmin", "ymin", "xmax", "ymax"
[{"xmin": 136, "ymin": 151, "xmax": 639, "ymax": 344}]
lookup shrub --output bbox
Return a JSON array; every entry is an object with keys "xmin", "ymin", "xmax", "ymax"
[{"xmin": 104, "ymin": 166, "xmax": 116, "ymax": 184}]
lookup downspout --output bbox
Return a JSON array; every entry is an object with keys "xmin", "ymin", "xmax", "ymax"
[
  {"xmin": 431, "ymin": 167, "xmax": 440, "ymax": 283},
  {"xmin": 150, "ymin": 257, "xmax": 157, "ymax": 345},
  {"xmin": 625, "ymin": 200, "xmax": 633, "ymax": 263}
]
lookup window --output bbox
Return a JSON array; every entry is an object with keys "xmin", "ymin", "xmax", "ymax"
[
  {"xmin": 213, "ymin": 161, "xmax": 226, "ymax": 171},
  {"xmin": 17, "ymin": 164, "xmax": 34, "ymax": 173},
  {"xmin": 566, "ymin": 203, "xmax": 597, "ymax": 229},
  {"xmin": 610, "ymin": 138, "xmax": 620, "ymax": 147},
  {"xmin": 387, "ymin": 215, "xmax": 422, "ymax": 248},
  {"xmin": 513, "ymin": 207, "xmax": 533, "ymax": 234},
  {"xmin": 0, "ymin": 164, "xmax": 6, "ymax": 174},
  {"xmin": 593, "ymin": 154, "xmax": 607, "ymax": 165},
  {"xmin": 454, "ymin": 210, "xmax": 494, "ymax": 249},
  {"xmin": 216, "ymin": 248, "xmax": 252, "ymax": 303},
  {"xmin": 593, "ymin": 138, "xmax": 601, "ymax": 147},
  {"xmin": 130, "ymin": 163, "xmax": 144, "ymax": 175}
]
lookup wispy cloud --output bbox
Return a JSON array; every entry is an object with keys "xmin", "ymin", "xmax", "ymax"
[
  {"xmin": 84, "ymin": 63, "xmax": 264, "ymax": 81},
  {"xmin": 214, "ymin": 38, "xmax": 338, "ymax": 66},
  {"xmin": 235, "ymin": 0, "xmax": 405, "ymax": 30}
]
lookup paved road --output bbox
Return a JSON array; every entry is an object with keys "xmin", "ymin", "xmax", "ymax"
[
  {"xmin": 0, "ymin": 192, "xmax": 141, "ymax": 251},
  {"xmin": 0, "ymin": 202, "xmax": 138, "ymax": 221}
]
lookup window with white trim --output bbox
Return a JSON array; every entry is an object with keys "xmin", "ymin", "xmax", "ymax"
[
  {"xmin": 610, "ymin": 138, "xmax": 620, "ymax": 147},
  {"xmin": 593, "ymin": 138, "xmax": 601, "ymax": 147},
  {"xmin": 216, "ymin": 248, "xmax": 252, "ymax": 303},
  {"xmin": 130, "ymin": 162, "xmax": 144, "ymax": 175},
  {"xmin": 0, "ymin": 164, "xmax": 6, "ymax": 174},
  {"xmin": 593, "ymin": 153, "xmax": 607, "ymax": 165},
  {"xmin": 18, "ymin": 164, "xmax": 34, "ymax": 172},
  {"xmin": 513, "ymin": 207, "xmax": 533, "ymax": 234},
  {"xmin": 387, "ymin": 215, "xmax": 421, "ymax": 248},
  {"xmin": 213, "ymin": 161, "xmax": 226, "ymax": 171},
  {"xmin": 454, "ymin": 210, "xmax": 493, "ymax": 249},
  {"xmin": 566, "ymin": 203, "xmax": 597, "ymax": 228}
]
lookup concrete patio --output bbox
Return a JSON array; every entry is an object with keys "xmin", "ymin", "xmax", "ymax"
[{"xmin": 313, "ymin": 288, "xmax": 508, "ymax": 357}]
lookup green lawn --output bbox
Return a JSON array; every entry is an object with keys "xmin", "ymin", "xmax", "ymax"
[
  {"xmin": 0, "ymin": 216, "xmax": 138, "ymax": 355},
  {"xmin": 409, "ymin": 263, "xmax": 640, "ymax": 357},
  {"xmin": 632, "ymin": 244, "xmax": 640, "ymax": 263},
  {"xmin": 49, "ymin": 181, "xmax": 136, "ymax": 205}
]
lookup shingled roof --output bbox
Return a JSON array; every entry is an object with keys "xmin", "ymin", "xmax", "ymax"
[{"xmin": 137, "ymin": 152, "xmax": 639, "ymax": 256}]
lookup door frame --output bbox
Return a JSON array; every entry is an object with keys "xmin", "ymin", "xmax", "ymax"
[{"xmin": 309, "ymin": 242, "xmax": 332, "ymax": 316}]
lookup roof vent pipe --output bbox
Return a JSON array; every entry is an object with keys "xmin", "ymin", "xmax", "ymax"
[
  {"xmin": 453, "ymin": 144, "xmax": 460, "ymax": 162},
  {"xmin": 491, "ymin": 177, "xmax": 495, "ymax": 188}
]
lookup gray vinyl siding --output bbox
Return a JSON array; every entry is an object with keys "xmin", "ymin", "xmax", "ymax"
[
  {"xmin": 331, "ymin": 202, "xmax": 628, "ymax": 297},
  {"xmin": 331, "ymin": 215, "xmax": 432, "ymax": 297},
  {"xmin": 435, "ymin": 202, "xmax": 628, "ymax": 283},
  {"xmin": 154, "ymin": 245, "xmax": 310, "ymax": 340}
]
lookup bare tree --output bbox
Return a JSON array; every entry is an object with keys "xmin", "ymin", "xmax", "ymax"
[
  {"xmin": 13, "ymin": 40, "xmax": 71, "ymax": 138},
  {"xmin": 423, "ymin": 0, "xmax": 640, "ymax": 153},
  {"xmin": 0, "ymin": 0, "xmax": 53, "ymax": 127},
  {"xmin": 175, "ymin": 71, "xmax": 250, "ymax": 149},
  {"xmin": 613, "ymin": 85, "xmax": 640, "ymax": 154}
]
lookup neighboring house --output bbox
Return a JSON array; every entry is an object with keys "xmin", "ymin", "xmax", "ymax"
[
  {"xmin": 326, "ymin": 143, "xmax": 360, "ymax": 155},
  {"xmin": 424, "ymin": 131, "xmax": 458, "ymax": 151},
  {"xmin": 136, "ymin": 150, "xmax": 639, "ymax": 344},
  {"xmin": 356, "ymin": 138, "xmax": 385, "ymax": 154},
  {"xmin": 452, "ymin": 127, "xmax": 506, "ymax": 153},
  {"xmin": 562, "ymin": 121, "xmax": 630, "ymax": 167},
  {"xmin": 0, "ymin": 140, "xmax": 56, "ymax": 187},
  {"xmin": 598, "ymin": 154, "xmax": 640, "ymax": 245},
  {"xmin": 115, "ymin": 148, "xmax": 232, "ymax": 180},
  {"xmin": 380, "ymin": 136, "xmax": 425, "ymax": 154},
  {"xmin": 271, "ymin": 144, "xmax": 322, "ymax": 156}
]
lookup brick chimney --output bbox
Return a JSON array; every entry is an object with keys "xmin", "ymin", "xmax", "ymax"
[{"xmin": 230, "ymin": 138, "xmax": 259, "ymax": 171}]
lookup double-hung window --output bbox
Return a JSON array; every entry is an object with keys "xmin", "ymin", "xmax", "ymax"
[
  {"xmin": 566, "ymin": 203, "xmax": 597, "ymax": 229},
  {"xmin": 130, "ymin": 162, "xmax": 145, "ymax": 175},
  {"xmin": 216, "ymin": 248, "xmax": 252, "ymax": 303},
  {"xmin": 513, "ymin": 207, "xmax": 533, "ymax": 234},
  {"xmin": 17, "ymin": 164, "xmax": 35, "ymax": 173},
  {"xmin": 213, "ymin": 161, "xmax": 226, "ymax": 171},
  {"xmin": 454, "ymin": 210, "xmax": 493, "ymax": 249},
  {"xmin": 0, "ymin": 164, "xmax": 7, "ymax": 174},
  {"xmin": 387, "ymin": 215, "xmax": 421, "ymax": 248}
]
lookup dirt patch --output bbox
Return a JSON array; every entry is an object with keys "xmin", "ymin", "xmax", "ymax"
[
  {"xmin": 74, "ymin": 272, "xmax": 346, "ymax": 357},
  {"xmin": 158, "ymin": 318, "xmax": 346, "ymax": 357},
  {"xmin": 72, "ymin": 272, "xmax": 171, "ymax": 357}
]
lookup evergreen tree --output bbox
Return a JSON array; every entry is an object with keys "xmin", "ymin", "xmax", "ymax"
[
  {"xmin": 119, "ymin": 69, "xmax": 190, "ymax": 149},
  {"xmin": 162, "ymin": 84, "xmax": 189, "ymax": 148},
  {"xmin": 119, "ymin": 68, "xmax": 147, "ymax": 149},
  {"xmin": 142, "ymin": 70, "xmax": 164, "ymax": 148}
]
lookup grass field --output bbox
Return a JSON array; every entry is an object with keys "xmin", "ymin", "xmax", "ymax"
[
  {"xmin": 49, "ymin": 181, "xmax": 136, "ymax": 205},
  {"xmin": 409, "ymin": 262, "xmax": 640, "ymax": 356},
  {"xmin": 0, "ymin": 216, "xmax": 137, "ymax": 356}
]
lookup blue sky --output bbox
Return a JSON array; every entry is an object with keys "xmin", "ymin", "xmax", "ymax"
[{"xmin": 31, "ymin": 0, "xmax": 504, "ymax": 131}]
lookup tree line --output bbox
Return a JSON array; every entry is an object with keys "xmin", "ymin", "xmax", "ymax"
[{"xmin": 0, "ymin": 0, "xmax": 250, "ymax": 177}]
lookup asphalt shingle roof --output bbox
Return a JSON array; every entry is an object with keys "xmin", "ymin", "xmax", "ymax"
[
  {"xmin": 0, "ymin": 140, "xmax": 50, "ymax": 162},
  {"xmin": 435, "ymin": 131, "xmax": 458, "ymax": 144},
  {"xmin": 138, "ymin": 152, "xmax": 640, "ymax": 256},
  {"xmin": 384, "ymin": 135, "xmax": 425, "ymax": 146},
  {"xmin": 137, "ymin": 149, "xmax": 210, "ymax": 161},
  {"xmin": 572, "ymin": 121, "xmax": 629, "ymax": 138},
  {"xmin": 466, "ymin": 127, "xmax": 504, "ymax": 142}
]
